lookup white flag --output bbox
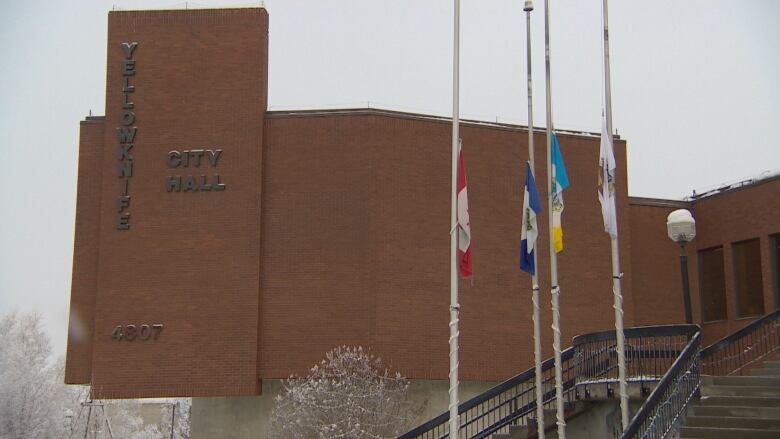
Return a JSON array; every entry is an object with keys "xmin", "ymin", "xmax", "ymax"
[{"xmin": 599, "ymin": 115, "xmax": 618, "ymax": 237}]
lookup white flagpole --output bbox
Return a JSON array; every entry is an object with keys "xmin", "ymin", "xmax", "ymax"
[
  {"xmin": 544, "ymin": 1, "xmax": 566, "ymax": 437},
  {"xmin": 449, "ymin": 0, "xmax": 461, "ymax": 437},
  {"xmin": 602, "ymin": 0, "xmax": 629, "ymax": 430},
  {"xmin": 524, "ymin": 2, "xmax": 545, "ymax": 437}
]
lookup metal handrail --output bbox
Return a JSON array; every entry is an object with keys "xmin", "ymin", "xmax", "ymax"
[
  {"xmin": 399, "ymin": 311, "xmax": 780, "ymax": 439},
  {"xmin": 701, "ymin": 308, "xmax": 780, "ymax": 376},
  {"xmin": 398, "ymin": 348, "xmax": 576, "ymax": 439},
  {"xmin": 573, "ymin": 325, "xmax": 699, "ymax": 387},
  {"xmin": 572, "ymin": 325, "xmax": 699, "ymax": 346},
  {"xmin": 620, "ymin": 332, "xmax": 701, "ymax": 439},
  {"xmin": 400, "ymin": 325, "xmax": 701, "ymax": 439}
]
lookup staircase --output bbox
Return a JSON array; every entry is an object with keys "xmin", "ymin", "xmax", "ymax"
[
  {"xmin": 680, "ymin": 357, "xmax": 780, "ymax": 439},
  {"xmin": 491, "ymin": 408, "xmax": 561, "ymax": 439},
  {"xmin": 398, "ymin": 309, "xmax": 780, "ymax": 439}
]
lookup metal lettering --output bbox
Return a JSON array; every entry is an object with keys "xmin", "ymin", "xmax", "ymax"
[
  {"xmin": 120, "ymin": 42, "xmax": 138, "ymax": 58},
  {"xmin": 116, "ymin": 42, "xmax": 138, "ymax": 231},
  {"xmin": 199, "ymin": 175, "xmax": 212, "ymax": 191},
  {"xmin": 117, "ymin": 127, "xmax": 137, "ymax": 143},
  {"xmin": 117, "ymin": 195, "xmax": 130, "ymax": 212},
  {"xmin": 139, "ymin": 324, "xmax": 151, "ymax": 340},
  {"xmin": 189, "ymin": 149, "xmax": 204, "ymax": 167},
  {"xmin": 207, "ymin": 149, "xmax": 222, "ymax": 166},
  {"xmin": 125, "ymin": 325, "xmax": 137, "ymax": 341},
  {"xmin": 184, "ymin": 175, "xmax": 197, "ymax": 191},
  {"xmin": 119, "ymin": 110, "xmax": 135, "ymax": 126},
  {"xmin": 117, "ymin": 144, "xmax": 133, "ymax": 161},
  {"xmin": 122, "ymin": 76, "xmax": 135, "ymax": 93},
  {"xmin": 151, "ymin": 324, "xmax": 163, "ymax": 340},
  {"xmin": 121, "ymin": 92, "xmax": 134, "ymax": 109},
  {"xmin": 121, "ymin": 59, "xmax": 136, "ymax": 76},
  {"xmin": 117, "ymin": 161, "xmax": 133, "ymax": 178},
  {"xmin": 116, "ymin": 212, "xmax": 130, "ymax": 230},
  {"xmin": 167, "ymin": 151, "xmax": 182, "ymax": 168},
  {"xmin": 212, "ymin": 174, "xmax": 226, "ymax": 191},
  {"xmin": 112, "ymin": 323, "xmax": 162, "ymax": 342},
  {"xmin": 165, "ymin": 176, "xmax": 181, "ymax": 192}
]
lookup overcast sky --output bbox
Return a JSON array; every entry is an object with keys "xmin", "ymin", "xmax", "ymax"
[{"xmin": 1, "ymin": 0, "xmax": 778, "ymax": 354}]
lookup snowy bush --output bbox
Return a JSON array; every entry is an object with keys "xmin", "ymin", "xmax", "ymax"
[
  {"xmin": 268, "ymin": 346, "xmax": 414, "ymax": 439},
  {"xmin": 0, "ymin": 311, "xmax": 83, "ymax": 439},
  {"xmin": 0, "ymin": 310, "xmax": 191, "ymax": 439}
]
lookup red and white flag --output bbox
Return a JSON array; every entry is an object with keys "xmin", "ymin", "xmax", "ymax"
[{"xmin": 457, "ymin": 142, "xmax": 472, "ymax": 278}]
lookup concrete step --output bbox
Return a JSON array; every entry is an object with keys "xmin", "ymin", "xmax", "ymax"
[
  {"xmin": 702, "ymin": 375, "xmax": 780, "ymax": 387},
  {"xmin": 679, "ymin": 426, "xmax": 780, "ymax": 438},
  {"xmin": 700, "ymin": 395, "xmax": 780, "ymax": 407},
  {"xmin": 691, "ymin": 404, "xmax": 780, "ymax": 418},
  {"xmin": 508, "ymin": 425, "xmax": 529, "ymax": 438},
  {"xmin": 762, "ymin": 360, "xmax": 780, "ymax": 368},
  {"xmin": 686, "ymin": 415, "xmax": 780, "ymax": 430},
  {"xmin": 491, "ymin": 424, "xmax": 529, "ymax": 439},
  {"xmin": 702, "ymin": 385, "xmax": 780, "ymax": 397},
  {"xmin": 752, "ymin": 367, "xmax": 780, "ymax": 376},
  {"xmin": 528, "ymin": 409, "xmax": 557, "ymax": 429}
]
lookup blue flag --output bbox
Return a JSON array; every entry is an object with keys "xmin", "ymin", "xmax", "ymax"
[
  {"xmin": 551, "ymin": 133, "xmax": 570, "ymax": 253},
  {"xmin": 520, "ymin": 161, "xmax": 543, "ymax": 275}
]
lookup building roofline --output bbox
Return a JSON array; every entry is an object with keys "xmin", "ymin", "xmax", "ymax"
[
  {"xmin": 266, "ymin": 106, "xmax": 621, "ymax": 141},
  {"xmin": 109, "ymin": 5, "xmax": 266, "ymax": 13},
  {"xmin": 628, "ymin": 197, "xmax": 691, "ymax": 208},
  {"xmin": 689, "ymin": 173, "xmax": 780, "ymax": 202},
  {"xmin": 81, "ymin": 115, "xmax": 106, "ymax": 124}
]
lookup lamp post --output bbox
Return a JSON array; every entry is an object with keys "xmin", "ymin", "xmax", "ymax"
[
  {"xmin": 667, "ymin": 209, "xmax": 696, "ymax": 324},
  {"xmin": 63, "ymin": 409, "xmax": 74, "ymax": 435}
]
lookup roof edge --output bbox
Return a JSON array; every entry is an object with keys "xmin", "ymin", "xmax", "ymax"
[
  {"xmin": 266, "ymin": 107, "xmax": 621, "ymax": 141},
  {"xmin": 629, "ymin": 197, "xmax": 691, "ymax": 209}
]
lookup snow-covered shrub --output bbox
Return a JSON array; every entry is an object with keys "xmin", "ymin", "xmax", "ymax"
[{"xmin": 269, "ymin": 346, "xmax": 414, "ymax": 439}]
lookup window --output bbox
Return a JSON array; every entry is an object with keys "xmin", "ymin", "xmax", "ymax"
[
  {"xmin": 732, "ymin": 238, "xmax": 764, "ymax": 317},
  {"xmin": 772, "ymin": 234, "xmax": 780, "ymax": 310},
  {"xmin": 698, "ymin": 246, "xmax": 727, "ymax": 322}
]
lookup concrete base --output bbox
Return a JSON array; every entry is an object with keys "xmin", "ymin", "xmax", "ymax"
[
  {"xmin": 533, "ymin": 400, "xmax": 643, "ymax": 439},
  {"xmin": 191, "ymin": 379, "xmax": 498, "ymax": 438}
]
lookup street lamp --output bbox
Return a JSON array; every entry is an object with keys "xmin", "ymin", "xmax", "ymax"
[
  {"xmin": 63, "ymin": 409, "xmax": 74, "ymax": 435},
  {"xmin": 667, "ymin": 209, "xmax": 696, "ymax": 324}
]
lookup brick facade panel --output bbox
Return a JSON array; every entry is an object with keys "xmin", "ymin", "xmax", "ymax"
[{"xmin": 260, "ymin": 113, "xmax": 631, "ymax": 381}]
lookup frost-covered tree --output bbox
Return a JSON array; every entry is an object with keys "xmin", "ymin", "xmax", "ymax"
[
  {"xmin": 156, "ymin": 398, "xmax": 191, "ymax": 439},
  {"xmin": 0, "ymin": 310, "xmax": 191, "ymax": 439},
  {"xmin": 268, "ymin": 346, "xmax": 414, "ymax": 439},
  {"xmin": 0, "ymin": 312, "xmax": 83, "ymax": 439},
  {"xmin": 68, "ymin": 398, "xmax": 192, "ymax": 439}
]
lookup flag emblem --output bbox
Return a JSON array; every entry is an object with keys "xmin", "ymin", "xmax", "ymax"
[
  {"xmin": 598, "ymin": 115, "xmax": 618, "ymax": 237},
  {"xmin": 551, "ymin": 133, "xmax": 569, "ymax": 253},
  {"xmin": 520, "ymin": 162, "xmax": 543, "ymax": 275},
  {"xmin": 457, "ymin": 142, "xmax": 472, "ymax": 278}
]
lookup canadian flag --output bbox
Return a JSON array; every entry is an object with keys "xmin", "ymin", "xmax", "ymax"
[{"xmin": 457, "ymin": 142, "xmax": 473, "ymax": 278}]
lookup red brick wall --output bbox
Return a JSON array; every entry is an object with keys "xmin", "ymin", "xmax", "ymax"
[
  {"xmin": 628, "ymin": 200, "xmax": 693, "ymax": 326},
  {"xmin": 68, "ymin": 7, "xmax": 780, "ymax": 398},
  {"xmin": 65, "ymin": 118, "xmax": 105, "ymax": 385},
  {"xmin": 628, "ymin": 178, "xmax": 780, "ymax": 346},
  {"xmin": 692, "ymin": 177, "xmax": 780, "ymax": 345},
  {"xmin": 66, "ymin": 8, "xmax": 269, "ymax": 398},
  {"xmin": 259, "ymin": 111, "xmax": 632, "ymax": 381}
]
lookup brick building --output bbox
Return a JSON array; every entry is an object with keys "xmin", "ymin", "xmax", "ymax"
[{"xmin": 65, "ymin": 6, "xmax": 780, "ymax": 436}]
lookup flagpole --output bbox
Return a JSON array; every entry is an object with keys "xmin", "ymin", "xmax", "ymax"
[
  {"xmin": 449, "ymin": 0, "xmax": 461, "ymax": 437},
  {"xmin": 544, "ymin": 1, "xmax": 566, "ymax": 438},
  {"xmin": 602, "ymin": 0, "xmax": 629, "ymax": 430},
  {"xmin": 524, "ymin": 1, "xmax": 545, "ymax": 437}
]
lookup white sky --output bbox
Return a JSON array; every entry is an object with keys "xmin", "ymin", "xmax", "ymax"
[{"xmin": 1, "ymin": 0, "xmax": 778, "ymax": 354}]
